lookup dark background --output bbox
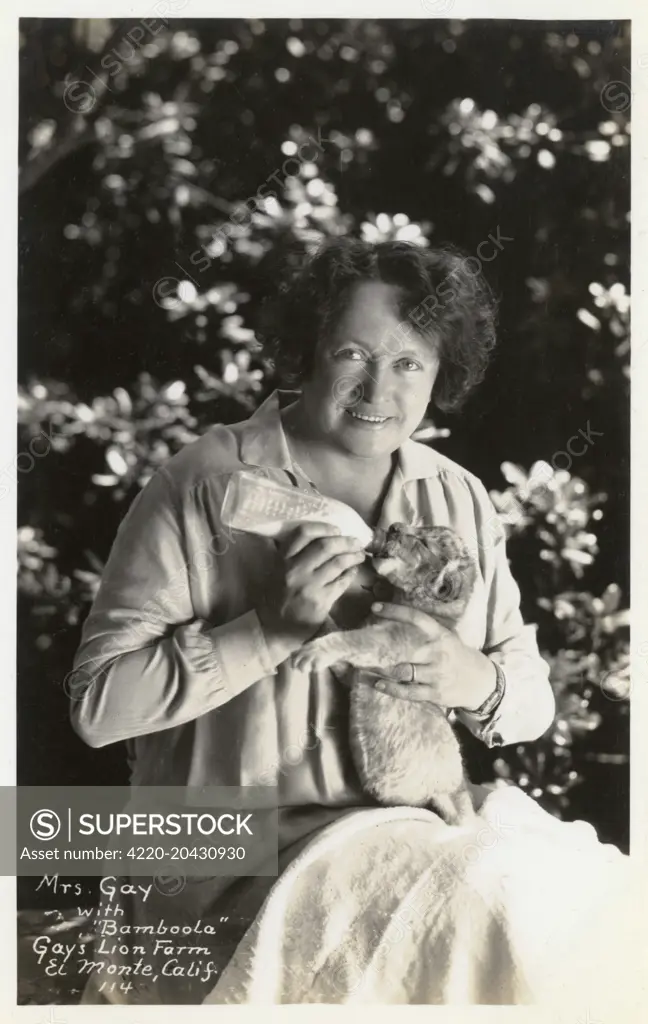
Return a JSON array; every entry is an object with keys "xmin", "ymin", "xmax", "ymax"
[{"xmin": 18, "ymin": 17, "xmax": 630, "ymax": 891}]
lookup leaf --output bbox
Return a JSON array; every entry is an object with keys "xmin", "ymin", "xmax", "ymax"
[
  {"xmin": 500, "ymin": 461, "xmax": 528, "ymax": 487},
  {"xmin": 601, "ymin": 582, "xmax": 622, "ymax": 613},
  {"xmin": 162, "ymin": 381, "xmax": 186, "ymax": 401},
  {"xmin": 562, "ymin": 548, "xmax": 594, "ymax": 565},
  {"xmin": 538, "ymin": 529, "xmax": 556, "ymax": 547},
  {"xmin": 411, "ymin": 424, "xmax": 451, "ymax": 441},
  {"xmin": 83, "ymin": 550, "xmax": 105, "ymax": 573},
  {"xmin": 73, "ymin": 570, "xmax": 100, "ymax": 585},
  {"xmin": 223, "ymin": 362, "xmax": 239, "ymax": 384},
  {"xmin": 576, "ymin": 308, "xmax": 601, "ymax": 331},
  {"xmin": 113, "ymin": 387, "xmax": 132, "ymax": 415},
  {"xmin": 528, "ymin": 461, "xmax": 554, "ymax": 488},
  {"xmin": 75, "ymin": 403, "xmax": 95, "ymax": 422},
  {"xmin": 601, "ymin": 609, "xmax": 630, "ymax": 632},
  {"xmin": 106, "ymin": 448, "xmax": 129, "ymax": 476}
]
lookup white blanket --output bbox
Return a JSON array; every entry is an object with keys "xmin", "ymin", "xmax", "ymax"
[{"xmin": 204, "ymin": 784, "xmax": 644, "ymax": 1012}]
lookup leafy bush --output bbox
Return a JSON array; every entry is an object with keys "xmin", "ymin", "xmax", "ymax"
[
  {"xmin": 487, "ymin": 461, "xmax": 629, "ymax": 826},
  {"xmin": 18, "ymin": 18, "xmax": 630, "ymax": 848}
]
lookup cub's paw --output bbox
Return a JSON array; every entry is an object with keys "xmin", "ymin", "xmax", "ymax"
[{"xmin": 291, "ymin": 641, "xmax": 337, "ymax": 674}]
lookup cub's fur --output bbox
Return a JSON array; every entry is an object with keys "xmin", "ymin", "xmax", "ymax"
[{"xmin": 291, "ymin": 524, "xmax": 478, "ymax": 826}]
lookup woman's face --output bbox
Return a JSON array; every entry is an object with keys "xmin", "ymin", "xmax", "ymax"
[{"xmin": 299, "ymin": 280, "xmax": 441, "ymax": 460}]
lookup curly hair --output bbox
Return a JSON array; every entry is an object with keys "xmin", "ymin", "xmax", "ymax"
[{"xmin": 257, "ymin": 237, "xmax": 499, "ymax": 412}]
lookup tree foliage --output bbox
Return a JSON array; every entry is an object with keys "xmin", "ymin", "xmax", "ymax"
[{"xmin": 18, "ymin": 17, "xmax": 630, "ymax": 847}]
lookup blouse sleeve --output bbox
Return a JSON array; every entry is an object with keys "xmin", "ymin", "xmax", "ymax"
[
  {"xmin": 69, "ymin": 468, "xmax": 311, "ymax": 748},
  {"xmin": 454, "ymin": 476, "xmax": 556, "ymax": 748}
]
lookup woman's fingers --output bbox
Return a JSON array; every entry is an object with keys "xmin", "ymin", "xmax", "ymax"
[
  {"xmin": 324, "ymin": 562, "xmax": 363, "ymax": 600},
  {"xmin": 372, "ymin": 601, "xmax": 445, "ymax": 639},
  {"xmin": 281, "ymin": 522, "xmax": 341, "ymax": 560},
  {"xmin": 271, "ymin": 524, "xmax": 367, "ymax": 629},
  {"xmin": 315, "ymin": 550, "xmax": 365, "ymax": 586},
  {"xmin": 374, "ymin": 662, "xmax": 433, "ymax": 684},
  {"xmin": 373, "ymin": 679, "xmax": 444, "ymax": 704},
  {"xmin": 288, "ymin": 546, "xmax": 365, "ymax": 587},
  {"xmin": 289, "ymin": 534, "xmax": 366, "ymax": 575}
]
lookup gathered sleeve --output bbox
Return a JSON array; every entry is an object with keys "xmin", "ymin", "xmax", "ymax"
[
  {"xmin": 69, "ymin": 468, "xmax": 310, "ymax": 748},
  {"xmin": 454, "ymin": 476, "xmax": 556, "ymax": 748}
]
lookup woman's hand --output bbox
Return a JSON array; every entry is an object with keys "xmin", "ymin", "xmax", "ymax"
[
  {"xmin": 259, "ymin": 522, "xmax": 366, "ymax": 632},
  {"xmin": 369, "ymin": 602, "xmax": 497, "ymax": 711}
]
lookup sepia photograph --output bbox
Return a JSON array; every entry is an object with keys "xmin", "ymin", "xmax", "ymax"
[{"xmin": 14, "ymin": 8, "xmax": 642, "ymax": 1013}]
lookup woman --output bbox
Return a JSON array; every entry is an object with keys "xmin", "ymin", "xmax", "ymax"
[{"xmin": 72, "ymin": 238, "xmax": 557, "ymax": 1004}]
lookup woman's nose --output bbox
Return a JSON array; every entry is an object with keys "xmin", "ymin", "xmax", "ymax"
[{"xmin": 358, "ymin": 361, "xmax": 394, "ymax": 404}]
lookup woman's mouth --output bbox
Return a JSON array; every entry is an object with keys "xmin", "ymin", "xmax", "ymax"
[{"xmin": 345, "ymin": 409, "xmax": 392, "ymax": 428}]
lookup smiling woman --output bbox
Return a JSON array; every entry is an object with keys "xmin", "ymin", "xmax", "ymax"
[
  {"xmin": 260, "ymin": 239, "xmax": 498, "ymax": 528},
  {"xmin": 71, "ymin": 236, "xmax": 561, "ymax": 1005}
]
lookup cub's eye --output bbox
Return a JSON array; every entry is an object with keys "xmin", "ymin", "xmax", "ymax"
[{"xmin": 435, "ymin": 577, "xmax": 457, "ymax": 600}]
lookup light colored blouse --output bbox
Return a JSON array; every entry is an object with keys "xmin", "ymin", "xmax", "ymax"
[{"xmin": 70, "ymin": 388, "xmax": 555, "ymax": 847}]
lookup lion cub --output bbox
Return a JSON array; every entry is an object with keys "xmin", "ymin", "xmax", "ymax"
[{"xmin": 291, "ymin": 523, "xmax": 478, "ymax": 826}]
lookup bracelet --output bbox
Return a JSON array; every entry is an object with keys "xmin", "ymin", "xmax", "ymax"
[{"xmin": 464, "ymin": 661, "xmax": 507, "ymax": 721}]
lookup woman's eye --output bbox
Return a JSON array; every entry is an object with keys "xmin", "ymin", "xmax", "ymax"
[
  {"xmin": 336, "ymin": 348, "xmax": 364, "ymax": 361},
  {"xmin": 396, "ymin": 358, "xmax": 423, "ymax": 371}
]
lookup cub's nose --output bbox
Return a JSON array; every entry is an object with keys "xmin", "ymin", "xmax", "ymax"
[{"xmin": 388, "ymin": 522, "xmax": 406, "ymax": 535}]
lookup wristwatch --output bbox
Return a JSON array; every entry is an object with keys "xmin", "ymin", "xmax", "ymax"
[{"xmin": 464, "ymin": 661, "xmax": 507, "ymax": 722}]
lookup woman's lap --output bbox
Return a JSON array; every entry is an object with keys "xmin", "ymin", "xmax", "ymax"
[{"xmin": 204, "ymin": 787, "xmax": 639, "ymax": 1007}]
